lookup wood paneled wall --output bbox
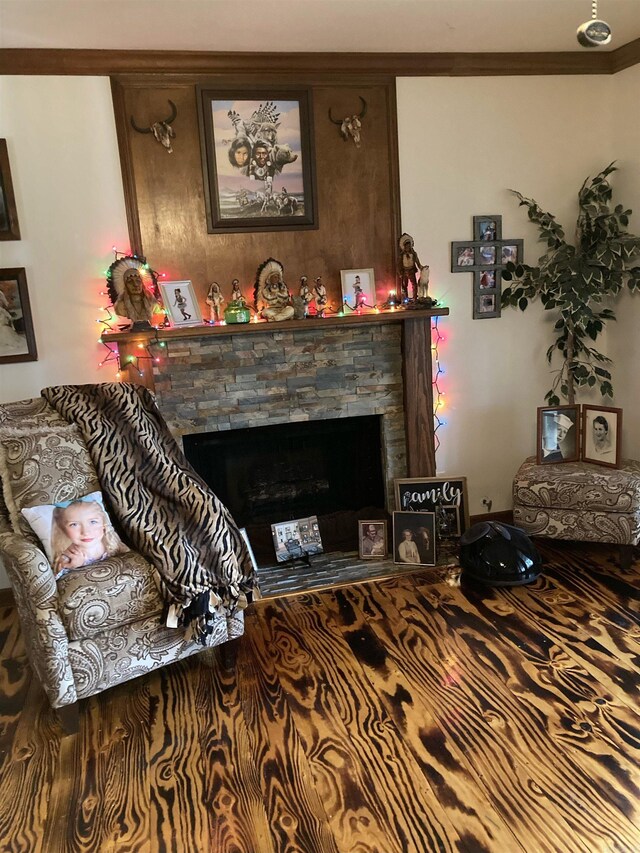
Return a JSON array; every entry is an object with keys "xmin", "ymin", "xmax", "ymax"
[{"xmin": 112, "ymin": 77, "xmax": 400, "ymax": 311}]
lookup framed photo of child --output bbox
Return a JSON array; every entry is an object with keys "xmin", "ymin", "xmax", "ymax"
[{"xmin": 160, "ymin": 280, "xmax": 202, "ymax": 327}]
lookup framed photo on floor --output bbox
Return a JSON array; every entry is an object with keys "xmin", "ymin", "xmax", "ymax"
[
  {"xmin": 394, "ymin": 477, "xmax": 470, "ymax": 534},
  {"xmin": 198, "ymin": 88, "xmax": 317, "ymax": 233},
  {"xmin": 0, "ymin": 267, "xmax": 37, "ymax": 364},
  {"xmin": 358, "ymin": 520, "xmax": 387, "ymax": 559},
  {"xmin": 392, "ymin": 511, "xmax": 436, "ymax": 567},
  {"xmin": 581, "ymin": 405, "xmax": 622, "ymax": 468}
]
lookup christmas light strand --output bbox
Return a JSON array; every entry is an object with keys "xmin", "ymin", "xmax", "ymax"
[{"xmin": 431, "ymin": 317, "xmax": 446, "ymax": 453}]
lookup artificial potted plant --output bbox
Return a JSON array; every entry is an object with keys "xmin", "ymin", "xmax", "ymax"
[{"xmin": 501, "ymin": 163, "xmax": 640, "ymax": 405}]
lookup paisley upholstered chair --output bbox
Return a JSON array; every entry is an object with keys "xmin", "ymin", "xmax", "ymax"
[{"xmin": 0, "ymin": 394, "xmax": 250, "ymax": 729}]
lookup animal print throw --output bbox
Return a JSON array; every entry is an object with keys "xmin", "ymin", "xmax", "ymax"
[{"xmin": 41, "ymin": 382, "xmax": 258, "ymax": 642}]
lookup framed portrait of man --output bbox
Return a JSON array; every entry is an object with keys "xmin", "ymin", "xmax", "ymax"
[
  {"xmin": 198, "ymin": 88, "xmax": 317, "ymax": 233},
  {"xmin": 537, "ymin": 405, "xmax": 580, "ymax": 464},
  {"xmin": 358, "ymin": 520, "xmax": 387, "ymax": 559}
]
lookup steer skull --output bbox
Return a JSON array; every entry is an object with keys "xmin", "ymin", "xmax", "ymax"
[
  {"xmin": 328, "ymin": 97, "xmax": 367, "ymax": 148},
  {"xmin": 130, "ymin": 100, "xmax": 178, "ymax": 153}
]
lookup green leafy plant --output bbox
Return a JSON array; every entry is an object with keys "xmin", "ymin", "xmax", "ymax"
[{"xmin": 501, "ymin": 163, "xmax": 640, "ymax": 405}]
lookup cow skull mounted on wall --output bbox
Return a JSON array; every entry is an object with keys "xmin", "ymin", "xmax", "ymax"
[
  {"xmin": 130, "ymin": 100, "xmax": 178, "ymax": 153},
  {"xmin": 328, "ymin": 97, "xmax": 367, "ymax": 148}
]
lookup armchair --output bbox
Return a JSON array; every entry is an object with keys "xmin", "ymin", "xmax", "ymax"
[{"xmin": 0, "ymin": 390, "xmax": 254, "ymax": 719}]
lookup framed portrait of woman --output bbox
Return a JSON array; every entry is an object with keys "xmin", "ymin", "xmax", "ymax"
[
  {"xmin": 392, "ymin": 511, "xmax": 436, "ymax": 567},
  {"xmin": 581, "ymin": 405, "xmax": 622, "ymax": 468}
]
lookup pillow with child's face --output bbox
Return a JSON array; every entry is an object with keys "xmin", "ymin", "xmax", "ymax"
[{"xmin": 21, "ymin": 491, "xmax": 126, "ymax": 576}]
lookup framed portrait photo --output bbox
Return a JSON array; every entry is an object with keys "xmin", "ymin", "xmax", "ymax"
[
  {"xmin": 394, "ymin": 477, "xmax": 470, "ymax": 534},
  {"xmin": 451, "ymin": 243, "xmax": 476, "ymax": 271},
  {"xmin": 581, "ymin": 405, "xmax": 622, "ymax": 468},
  {"xmin": 476, "ymin": 268, "xmax": 497, "ymax": 290},
  {"xmin": 198, "ymin": 88, "xmax": 317, "ymax": 233},
  {"xmin": 0, "ymin": 140, "xmax": 20, "ymax": 241},
  {"xmin": 358, "ymin": 520, "xmax": 388, "ymax": 559},
  {"xmin": 500, "ymin": 241, "xmax": 523, "ymax": 266},
  {"xmin": 474, "ymin": 215, "xmax": 502, "ymax": 242},
  {"xmin": 159, "ymin": 280, "xmax": 202, "ymax": 327},
  {"xmin": 537, "ymin": 405, "xmax": 580, "ymax": 464},
  {"xmin": 340, "ymin": 268, "xmax": 376, "ymax": 310},
  {"xmin": 0, "ymin": 268, "xmax": 37, "ymax": 364},
  {"xmin": 393, "ymin": 511, "xmax": 436, "ymax": 567}
]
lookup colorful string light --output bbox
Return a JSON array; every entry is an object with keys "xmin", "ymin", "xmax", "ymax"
[{"xmin": 432, "ymin": 317, "xmax": 446, "ymax": 454}]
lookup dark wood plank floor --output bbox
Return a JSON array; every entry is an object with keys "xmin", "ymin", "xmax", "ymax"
[{"xmin": 0, "ymin": 540, "xmax": 638, "ymax": 852}]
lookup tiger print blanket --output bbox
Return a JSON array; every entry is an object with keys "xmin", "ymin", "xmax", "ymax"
[{"xmin": 42, "ymin": 382, "xmax": 259, "ymax": 642}]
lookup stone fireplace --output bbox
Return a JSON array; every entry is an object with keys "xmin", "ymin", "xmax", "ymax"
[{"xmin": 152, "ymin": 322, "xmax": 408, "ymax": 509}]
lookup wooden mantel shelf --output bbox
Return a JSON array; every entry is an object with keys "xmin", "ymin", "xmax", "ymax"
[{"xmin": 101, "ymin": 306, "xmax": 449, "ymax": 345}]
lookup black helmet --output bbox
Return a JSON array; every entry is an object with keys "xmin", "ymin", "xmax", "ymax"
[{"xmin": 459, "ymin": 522, "xmax": 542, "ymax": 586}]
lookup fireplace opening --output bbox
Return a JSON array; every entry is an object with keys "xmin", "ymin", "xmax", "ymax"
[{"xmin": 183, "ymin": 416, "xmax": 387, "ymax": 561}]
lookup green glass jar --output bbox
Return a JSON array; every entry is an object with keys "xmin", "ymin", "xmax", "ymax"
[{"xmin": 224, "ymin": 299, "xmax": 251, "ymax": 324}]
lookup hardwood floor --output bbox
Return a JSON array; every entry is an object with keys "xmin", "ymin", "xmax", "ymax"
[{"xmin": 0, "ymin": 540, "xmax": 638, "ymax": 852}]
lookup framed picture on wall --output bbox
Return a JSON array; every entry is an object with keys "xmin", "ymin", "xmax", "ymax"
[
  {"xmin": 0, "ymin": 140, "xmax": 21, "ymax": 241},
  {"xmin": 0, "ymin": 268, "xmax": 37, "ymax": 364},
  {"xmin": 581, "ymin": 405, "xmax": 622, "ymax": 468},
  {"xmin": 159, "ymin": 280, "xmax": 203, "ymax": 327},
  {"xmin": 197, "ymin": 88, "xmax": 317, "ymax": 233},
  {"xmin": 340, "ymin": 268, "xmax": 376, "ymax": 310}
]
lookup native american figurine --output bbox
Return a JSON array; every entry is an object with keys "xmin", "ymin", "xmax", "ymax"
[
  {"xmin": 206, "ymin": 281, "xmax": 225, "ymax": 322},
  {"xmin": 397, "ymin": 232, "xmax": 423, "ymax": 302},
  {"xmin": 253, "ymin": 258, "xmax": 294, "ymax": 322}
]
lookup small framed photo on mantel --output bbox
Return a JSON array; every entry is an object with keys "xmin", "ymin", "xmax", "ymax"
[{"xmin": 159, "ymin": 280, "xmax": 202, "ymax": 327}]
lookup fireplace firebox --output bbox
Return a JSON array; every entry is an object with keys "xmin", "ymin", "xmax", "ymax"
[{"xmin": 183, "ymin": 415, "xmax": 385, "ymax": 529}]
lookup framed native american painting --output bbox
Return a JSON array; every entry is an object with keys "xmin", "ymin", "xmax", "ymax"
[
  {"xmin": 0, "ymin": 140, "xmax": 20, "ymax": 241},
  {"xmin": 198, "ymin": 88, "xmax": 317, "ymax": 234},
  {"xmin": 0, "ymin": 268, "xmax": 37, "ymax": 364}
]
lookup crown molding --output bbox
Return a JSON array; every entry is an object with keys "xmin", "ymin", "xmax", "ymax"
[
  {"xmin": 0, "ymin": 47, "xmax": 630, "ymax": 77},
  {"xmin": 611, "ymin": 37, "xmax": 640, "ymax": 73}
]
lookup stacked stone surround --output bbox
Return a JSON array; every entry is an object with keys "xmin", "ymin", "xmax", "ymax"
[{"xmin": 153, "ymin": 323, "xmax": 407, "ymax": 510}]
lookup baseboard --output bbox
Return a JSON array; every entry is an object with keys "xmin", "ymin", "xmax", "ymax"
[
  {"xmin": 0, "ymin": 587, "xmax": 14, "ymax": 607},
  {"xmin": 469, "ymin": 509, "xmax": 513, "ymax": 527}
]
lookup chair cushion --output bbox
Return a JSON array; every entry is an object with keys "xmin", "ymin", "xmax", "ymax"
[
  {"xmin": 0, "ymin": 423, "xmax": 100, "ymax": 536},
  {"xmin": 514, "ymin": 456, "xmax": 640, "ymax": 513},
  {"xmin": 55, "ymin": 551, "xmax": 163, "ymax": 641}
]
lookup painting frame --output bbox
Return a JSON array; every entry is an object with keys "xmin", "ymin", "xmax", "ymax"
[
  {"xmin": 474, "ymin": 290, "xmax": 501, "ymax": 320},
  {"xmin": 358, "ymin": 520, "xmax": 388, "ymax": 559},
  {"xmin": 581, "ymin": 404, "xmax": 622, "ymax": 469},
  {"xmin": 394, "ymin": 476, "xmax": 470, "ymax": 534},
  {"xmin": 392, "ymin": 511, "xmax": 436, "ymax": 567},
  {"xmin": 159, "ymin": 280, "xmax": 203, "ymax": 327},
  {"xmin": 0, "ymin": 139, "xmax": 21, "ymax": 241},
  {"xmin": 0, "ymin": 267, "xmax": 38, "ymax": 364},
  {"xmin": 197, "ymin": 87, "xmax": 318, "ymax": 234},
  {"xmin": 537, "ymin": 405, "xmax": 581, "ymax": 464},
  {"xmin": 340, "ymin": 268, "xmax": 376, "ymax": 311}
]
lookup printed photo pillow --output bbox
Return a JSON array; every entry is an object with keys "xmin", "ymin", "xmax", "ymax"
[{"xmin": 21, "ymin": 490, "xmax": 127, "ymax": 577}]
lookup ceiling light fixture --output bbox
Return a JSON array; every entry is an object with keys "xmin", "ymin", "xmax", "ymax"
[{"xmin": 577, "ymin": 0, "xmax": 612, "ymax": 47}]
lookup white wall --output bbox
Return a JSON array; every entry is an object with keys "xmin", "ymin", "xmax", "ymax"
[
  {"xmin": 397, "ymin": 75, "xmax": 618, "ymax": 514},
  {"xmin": 0, "ymin": 77, "xmax": 128, "ymax": 402},
  {"xmin": 609, "ymin": 63, "xmax": 640, "ymax": 461},
  {"xmin": 0, "ymin": 76, "xmax": 128, "ymax": 585}
]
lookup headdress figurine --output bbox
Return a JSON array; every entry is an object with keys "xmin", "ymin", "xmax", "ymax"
[
  {"xmin": 398, "ymin": 233, "xmax": 422, "ymax": 302},
  {"xmin": 254, "ymin": 258, "xmax": 294, "ymax": 322},
  {"xmin": 106, "ymin": 254, "xmax": 164, "ymax": 330}
]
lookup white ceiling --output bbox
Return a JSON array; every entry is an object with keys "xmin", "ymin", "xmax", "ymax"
[{"xmin": 0, "ymin": 0, "xmax": 639, "ymax": 54}]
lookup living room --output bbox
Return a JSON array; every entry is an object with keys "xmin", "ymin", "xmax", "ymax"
[{"xmin": 0, "ymin": 2, "xmax": 639, "ymax": 851}]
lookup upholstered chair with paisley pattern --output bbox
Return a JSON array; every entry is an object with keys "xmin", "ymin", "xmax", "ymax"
[{"xmin": 0, "ymin": 396, "xmax": 245, "ymax": 729}]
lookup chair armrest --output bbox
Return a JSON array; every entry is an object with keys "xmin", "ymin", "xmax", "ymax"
[{"xmin": 0, "ymin": 532, "xmax": 77, "ymax": 708}]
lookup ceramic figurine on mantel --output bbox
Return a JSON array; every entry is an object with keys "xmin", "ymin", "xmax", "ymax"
[
  {"xmin": 231, "ymin": 278, "xmax": 243, "ymax": 303},
  {"xmin": 254, "ymin": 257, "xmax": 295, "ymax": 321},
  {"xmin": 397, "ymin": 232, "xmax": 437, "ymax": 308},
  {"xmin": 205, "ymin": 281, "xmax": 225, "ymax": 323},
  {"xmin": 314, "ymin": 276, "xmax": 328, "ymax": 314}
]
